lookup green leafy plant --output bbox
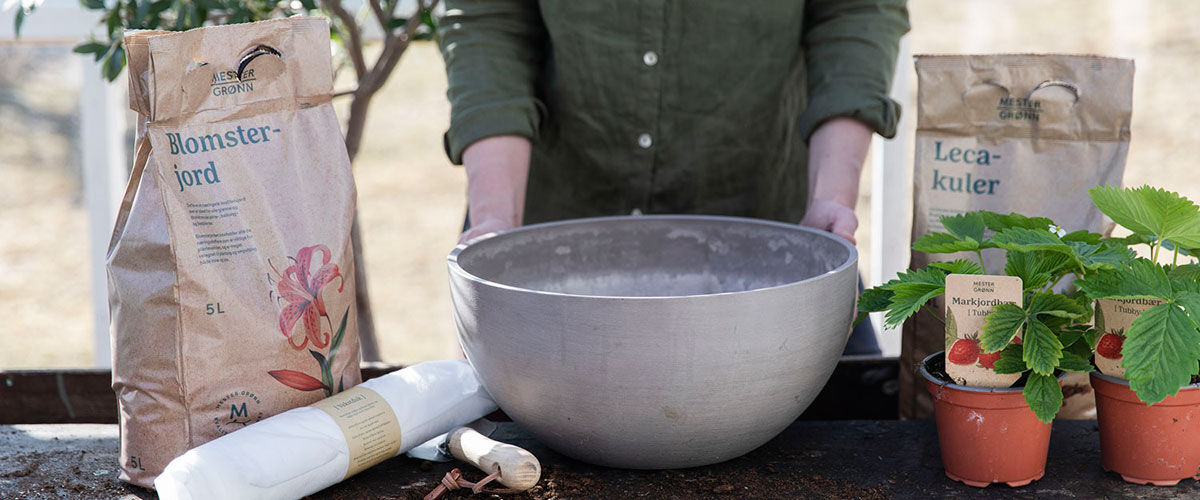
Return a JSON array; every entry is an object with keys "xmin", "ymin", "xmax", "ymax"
[
  {"xmin": 1076, "ymin": 186, "xmax": 1200, "ymax": 405},
  {"xmin": 859, "ymin": 210, "xmax": 1134, "ymax": 422}
]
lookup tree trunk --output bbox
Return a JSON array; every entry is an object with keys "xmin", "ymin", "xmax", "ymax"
[
  {"xmin": 330, "ymin": 0, "xmax": 436, "ymax": 363},
  {"xmin": 345, "ymin": 94, "xmax": 380, "ymax": 361},
  {"xmin": 350, "ymin": 217, "xmax": 380, "ymax": 361}
]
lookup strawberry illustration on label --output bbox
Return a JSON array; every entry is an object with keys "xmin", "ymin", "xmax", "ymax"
[
  {"xmin": 1096, "ymin": 333, "xmax": 1124, "ymax": 360},
  {"xmin": 947, "ymin": 338, "xmax": 981, "ymax": 365},
  {"xmin": 977, "ymin": 350, "xmax": 1003, "ymax": 369}
]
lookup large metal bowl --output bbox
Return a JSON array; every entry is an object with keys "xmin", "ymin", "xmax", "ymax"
[{"xmin": 447, "ymin": 215, "xmax": 858, "ymax": 468}]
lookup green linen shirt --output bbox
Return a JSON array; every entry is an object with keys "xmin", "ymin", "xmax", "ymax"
[{"xmin": 439, "ymin": 0, "xmax": 909, "ymax": 225}]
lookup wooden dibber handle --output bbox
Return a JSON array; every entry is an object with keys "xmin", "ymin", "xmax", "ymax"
[{"xmin": 447, "ymin": 427, "xmax": 542, "ymax": 491}]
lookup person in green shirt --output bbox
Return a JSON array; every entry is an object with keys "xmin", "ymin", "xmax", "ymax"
[{"xmin": 439, "ymin": 0, "xmax": 909, "ymax": 354}]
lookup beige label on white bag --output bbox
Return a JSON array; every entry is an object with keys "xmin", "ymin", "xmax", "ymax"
[
  {"xmin": 1093, "ymin": 298, "xmax": 1163, "ymax": 379},
  {"xmin": 945, "ymin": 274, "xmax": 1023, "ymax": 387},
  {"xmin": 312, "ymin": 385, "xmax": 402, "ymax": 479}
]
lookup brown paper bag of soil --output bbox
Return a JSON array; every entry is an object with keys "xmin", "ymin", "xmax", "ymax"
[
  {"xmin": 900, "ymin": 54, "xmax": 1133, "ymax": 420},
  {"xmin": 108, "ymin": 18, "xmax": 361, "ymax": 488}
]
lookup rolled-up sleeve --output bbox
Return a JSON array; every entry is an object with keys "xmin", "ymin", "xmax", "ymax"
[
  {"xmin": 438, "ymin": 0, "xmax": 547, "ymax": 164},
  {"xmin": 796, "ymin": 0, "xmax": 909, "ymax": 140}
]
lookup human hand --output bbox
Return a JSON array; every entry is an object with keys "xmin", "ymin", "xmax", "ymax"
[
  {"xmin": 458, "ymin": 217, "xmax": 516, "ymax": 245},
  {"xmin": 457, "ymin": 135, "xmax": 531, "ymax": 245},
  {"xmin": 804, "ymin": 117, "xmax": 872, "ymax": 246},
  {"xmin": 800, "ymin": 199, "xmax": 858, "ymax": 245}
]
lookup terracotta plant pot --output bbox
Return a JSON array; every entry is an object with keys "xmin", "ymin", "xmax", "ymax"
[
  {"xmin": 1091, "ymin": 372, "xmax": 1200, "ymax": 486},
  {"xmin": 921, "ymin": 352, "xmax": 1053, "ymax": 487}
]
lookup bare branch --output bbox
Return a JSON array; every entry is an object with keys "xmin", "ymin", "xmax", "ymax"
[
  {"xmin": 358, "ymin": 0, "xmax": 439, "ymax": 98},
  {"xmin": 332, "ymin": 88, "xmax": 357, "ymax": 98},
  {"xmin": 323, "ymin": 0, "xmax": 367, "ymax": 78},
  {"xmin": 340, "ymin": 0, "xmax": 439, "ymax": 163},
  {"xmin": 367, "ymin": 0, "xmax": 392, "ymax": 39}
]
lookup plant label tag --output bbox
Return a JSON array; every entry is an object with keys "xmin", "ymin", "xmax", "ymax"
[
  {"xmin": 1093, "ymin": 298, "xmax": 1164, "ymax": 379},
  {"xmin": 944, "ymin": 274, "xmax": 1023, "ymax": 387}
]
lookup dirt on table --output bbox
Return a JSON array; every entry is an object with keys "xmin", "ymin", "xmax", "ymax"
[
  {"xmin": 7, "ymin": 421, "xmax": 1200, "ymax": 499},
  {"xmin": 0, "ymin": 426, "xmax": 154, "ymax": 500}
]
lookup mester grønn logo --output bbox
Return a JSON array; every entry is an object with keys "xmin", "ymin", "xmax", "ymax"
[
  {"xmin": 212, "ymin": 68, "xmax": 256, "ymax": 97},
  {"xmin": 996, "ymin": 97, "xmax": 1041, "ymax": 121},
  {"xmin": 214, "ymin": 390, "xmax": 265, "ymax": 434}
]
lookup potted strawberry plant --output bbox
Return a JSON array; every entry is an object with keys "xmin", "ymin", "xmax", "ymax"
[
  {"xmin": 860, "ymin": 210, "xmax": 1130, "ymax": 487},
  {"xmin": 1076, "ymin": 185, "xmax": 1200, "ymax": 486}
]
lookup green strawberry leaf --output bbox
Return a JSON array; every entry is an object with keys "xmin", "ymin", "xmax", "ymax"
[
  {"xmin": 1089, "ymin": 185, "xmax": 1169, "ymax": 238},
  {"xmin": 1076, "ymin": 259, "xmax": 1171, "ymax": 300},
  {"xmin": 929, "ymin": 259, "xmax": 985, "ymax": 275},
  {"xmin": 980, "ymin": 212, "xmax": 1056, "ymax": 233},
  {"xmin": 1064, "ymin": 331, "xmax": 1095, "ymax": 360},
  {"xmin": 1024, "ymin": 372, "xmax": 1063, "ymax": 423},
  {"xmin": 1123, "ymin": 302, "xmax": 1200, "ymax": 405},
  {"xmin": 1068, "ymin": 290, "xmax": 1095, "ymax": 324},
  {"xmin": 980, "ymin": 303, "xmax": 1026, "ymax": 353},
  {"xmin": 1023, "ymin": 318, "xmax": 1064, "ymax": 376},
  {"xmin": 1005, "ymin": 250, "xmax": 1071, "ymax": 291},
  {"xmin": 1058, "ymin": 351, "xmax": 1094, "ymax": 372},
  {"xmin": 857, "ymin": 286, "xmax": 894, "ymax": 313},
  {"xmin": 1071, "ymin": 241, "xmax": 1136, "ymax": 270},
  {"xmin": 1175, "ymin": 291, "xmax": 1200, "ymax": 329},
  {"xmin": 1090, "ymin": 185, "xmax": 1200, "ymax": 248},
  {"xmin": 882, "ymin": 268, "xmax": 947, "ymax": 329},
  {"xmin": 1061, "ymin": 230, "xmax": 1103, "ymax": 244},
  {"xmin": 1027, "ymin": 290, "xmax": 1088, "ymax": 319},
  {"xmin": 1172, "ymin": 275, "xmax": 1200, "ymax": 295},
  {"xmin": 912, "ymin": 213, "xmax": 992, "ymax": 253},
  {"xmin": 912, "ymin": 232, "xmax": 979, "ymax": 253},
  {"xmin": 1059, "ymin": 326, "xmax": 1087, "ymax": 349},
  {"xmin": 884, "ymin": 285, "xmax": 943, "ymax": 329},
  {"xmin": 991, "ymin": 226, "xmax": 1071, "ymax": 253},
  {"xmin": 993, "ymin": 344, "xmax": 1027, "ymax": 374},
  {"xmin": 940, "ymin": 212, "xmax": 988, "ymax": 243},
  {"xmin": 853, "ymin": 311, "xmax": 870, "ymax": 327},
  {"xmin": 1169, "ymin": 263, "xmax": 1200, "ymax": 283}
]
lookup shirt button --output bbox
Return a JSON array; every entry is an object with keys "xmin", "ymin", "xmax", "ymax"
[
  {"xmin": 637, "ymin": 133, "xmax": 653, "ymax": 149},
  {"xmin": 642, "ymin": 50, "xmax": 658, "ymax": 67}
]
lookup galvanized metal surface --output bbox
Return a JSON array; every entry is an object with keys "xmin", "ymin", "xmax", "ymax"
[{"xmin": 448, "ymin": 216, "xmax": 859, "ymax": 469}]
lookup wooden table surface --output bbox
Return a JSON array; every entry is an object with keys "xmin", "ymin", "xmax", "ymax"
[{"xmin": 2, "ymin": 419, "xmax": 1197, "ymax": 500}]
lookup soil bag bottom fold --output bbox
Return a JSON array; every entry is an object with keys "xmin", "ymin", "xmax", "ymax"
[{"xmin": 155, "ymin": 360, "xmax": 497, "ymax": 500}]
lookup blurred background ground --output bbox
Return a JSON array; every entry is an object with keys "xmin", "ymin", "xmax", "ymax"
[{"xmin": 2, "ymin": 0, "xmax": 1198, "ymax": 368}]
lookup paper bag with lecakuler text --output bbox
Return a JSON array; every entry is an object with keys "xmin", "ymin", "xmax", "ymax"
[
  {"xmin": 109, "ymin": 18, "xmax": 361, "ymax": 488},
  {"xmin": 900, "ymin": 54, "xmax": 1133, "ymax": 419}
]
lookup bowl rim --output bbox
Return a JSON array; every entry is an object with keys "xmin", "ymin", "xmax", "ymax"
[{"xmin": 446, "ymin": 214, "xmax": 859, "ymax": 300}]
